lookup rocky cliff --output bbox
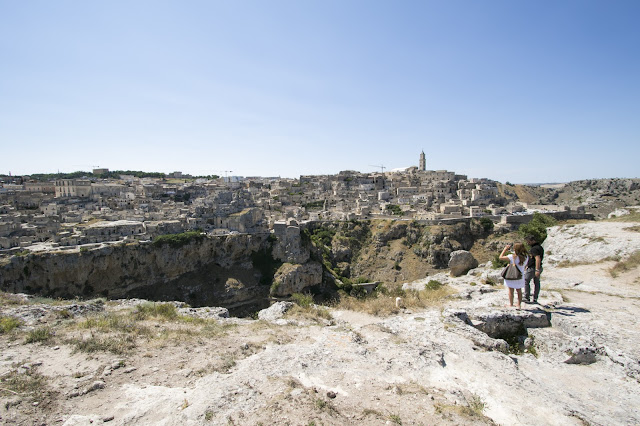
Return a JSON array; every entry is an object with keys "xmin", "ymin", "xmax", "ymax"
[
  {"xmin": 0, "ymin": 234, "xmax": 273, "ymax": 314},
  {"xmin": 0, "ymin": 218, "xmax": 504, "ymax": 310}
]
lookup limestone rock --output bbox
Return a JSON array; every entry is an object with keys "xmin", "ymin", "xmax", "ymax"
[
  {"xmin": 469, "ymin": 309, "xmax": 550, "ymax": 338},
  {"xmin": 330, "ymin": 239, "xmax": 352, "ymax": 263},
  {"xmin": 448, "ymin": 250, "xmax": 478, "ymax": 277},
  {"xmin": 258, "ymin": 301, "xmax": 294, "ymax": 321},
  {"xmin": 564, "ymin": 346, "xmax": 598, "ymax": 365},
  {"xmin": 272, "ymin": 222, "xmax": 310, "ymax": 264},
  {"xmin": 177, "ymin": 306, "xmax": 229, "ymax": 319},
  {"xmin": 271, "ymin": 261, "xmax": 322, "ymax": 297}
]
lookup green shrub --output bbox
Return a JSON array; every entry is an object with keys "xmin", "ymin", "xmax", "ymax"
[
  {"xmin": 25, "ymin": 327, "xmax": 53, "ymax": 343},
  {"xmin": 519, "ymin": 212, "xmax": 557, "ymax": 243},
  {"xmin": 310, "ymin": 228, "xmax": 335, "ymax": 247},
  {"xmin": 153, "ymin": 231, "xmax": 205, "ymax": 248},
  {"xmin": 270, "ymin": 281, "xmax": 281, "ymax": 295},
  {"xmin": 479, "ymin": 217, "xmax": 494, "ymax": 232},
  {"xmin": 492, "ymin": 254, "xmax": 508, "ymax": 269},
  {"xmin": 349, "ymin": 285, "xmax": 367, "ymax": 298},
  {"xmin": 135, "ymin": 302, "xmax": 178, "ymax": 320},
  {"xmin": 0, "ymin": 316, "xmax": 23, "ymax": 333},
  {"xmin": 425, "ymin": 280, "xmax": 443, "ymax": 291},
  {"xmin": 291, "ymin": 293, "xmax": 313, "ymax": 308},
  {"xmin": 386, "ymin": 204, "xmax": 403, "ymax": 216}
]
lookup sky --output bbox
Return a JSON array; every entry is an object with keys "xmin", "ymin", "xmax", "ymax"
[{"xmin": 1, "ymin": 0, "xmax": 639, "ymax": 183}]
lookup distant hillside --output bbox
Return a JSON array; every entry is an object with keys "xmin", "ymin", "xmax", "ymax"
[
  {"xmin": 496, "ymin": 182, "xmax": 556, "ymax": 204},
  {"xmin": 499, "ymin": 178, "xmax": 640, "ymax": 218}
]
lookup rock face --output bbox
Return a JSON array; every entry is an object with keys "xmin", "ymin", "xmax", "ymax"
[
  {"xmin": 271, "ymin": 261, "xmax": 322, "ymax": 297},
  {"xmin": 272, "ymin": 220, "xmax": 310, "ymax": 264},
  {"xmin": 448, "ymin": 250, "xmax": 478, "ymax": 277},
  {"xmin": 0, "ymin": 234, "xmax": 272, "ymax": 311}
]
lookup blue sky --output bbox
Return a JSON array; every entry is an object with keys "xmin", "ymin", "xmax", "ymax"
[{"xmin": 1, "ymin": 0, "xmax": 638, "ymax": 183}]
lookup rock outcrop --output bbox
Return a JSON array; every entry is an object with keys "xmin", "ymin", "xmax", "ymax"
[
  {"xmin": 271, "ymin": 261, "xmax": 323, "ymax": 297},
  {"xmin": 448, "ymin": 250, "xmax": 478, "ymax": 277},
  {"xmin": 0, "ymin": 234, "xmax": 272, "ymax": 311}
]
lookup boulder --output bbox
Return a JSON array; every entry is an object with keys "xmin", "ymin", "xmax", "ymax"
[
  {"xmin": 448, "ymin": 250, "xmax": 478, "ymax": 277},
  {"xmin": 469, "ymin": 309, "xmax": 551, "ymax": 339},
  {"xmin": 258, "ymin": 301, "xmax": 294, "ymax": 321}
]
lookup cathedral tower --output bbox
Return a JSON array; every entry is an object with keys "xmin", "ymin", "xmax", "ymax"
[{"xmin": 419, "ymin": 151, "xmax": 426, "ymax": 171}]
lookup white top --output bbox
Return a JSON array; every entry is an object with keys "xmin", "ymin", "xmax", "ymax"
[{"xmin": 504, "ymin": 254, "xmax": 528, "ymax": 289}]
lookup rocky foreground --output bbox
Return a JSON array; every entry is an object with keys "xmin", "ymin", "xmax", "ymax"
[{"xmin": 1, "ymin": 220, "xmax": 640, "ymax": 425}]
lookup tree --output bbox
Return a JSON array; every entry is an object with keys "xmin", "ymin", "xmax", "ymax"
[{"xmin": 518, "ymin": 212, "xmax": 556, "ymax": 243}]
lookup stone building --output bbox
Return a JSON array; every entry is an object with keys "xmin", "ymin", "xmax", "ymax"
[{"xmin": 55, "ymin": 179, "xmax": 92, "ymax": 198}]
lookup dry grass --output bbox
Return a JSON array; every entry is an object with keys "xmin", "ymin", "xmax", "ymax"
[
  {"xmin": 25, "ymin": 327, "xmax": 54, "ymax": 344},
  {"xmin": 68, "ymin": 334, "xmax": 137, "ymax": 355},
  {"xmin": 333, "ymin": 285, "xmax": 455, "ymax": 316},
  {"xmin": 0, "ymin": 292, "xmax": 73, "ymax": 307},
  {"xmin": 0, "ymin": 292, "xmax": 26, "ymax": 306},
  {"xmin": 134, "ymin": 302, "xmax": 179, "ymax": 320},
  {"xmin": 0, "ymin": 316, "xmax": 23, "ymax": 333},
  {"xmin": 605, "ymin": 210, "xmax": 640, "ymax": 222},
  {"xmin": 285, "ymin": 304, "xmax": 333, "ymax": 323},
  {"xmin": 609, "ymin": 250, "xmax": 640, "ymax": 277},
  {"xmin": 0, "ymin": 366, "xmax": 50, "ymax": 400},
  {"xmin": 557, "ymin": 256, "xmax": 620, "ymax": 268}
]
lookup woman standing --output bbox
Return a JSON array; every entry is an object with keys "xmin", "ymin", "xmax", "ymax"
[{"xmin": 499, "ymin": 243, "xmax": 529, "ymax": 309}]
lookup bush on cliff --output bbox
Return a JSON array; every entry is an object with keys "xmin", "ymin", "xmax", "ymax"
[
  {"xmin": 152, "ymin": 231, "xmax": 205, "ymax": 248},
  {"xmin": 518, "ymin": 212, "xmax": 556, "ymax": 243}
]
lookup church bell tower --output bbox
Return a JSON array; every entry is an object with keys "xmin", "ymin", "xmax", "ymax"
[{"xmin": 419, "ymin": 151, "xmax": 426, "ymax": 171}]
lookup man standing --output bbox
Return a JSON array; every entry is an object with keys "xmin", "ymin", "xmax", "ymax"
[{"xmin": 524, "ymin": 234, "xmax": 544, "ymax": 303}]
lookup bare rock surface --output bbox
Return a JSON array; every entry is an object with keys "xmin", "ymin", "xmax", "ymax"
[
  {"xmin": 544, "ymin": 221, "xmax": 640, "ymax": 266},
  {"xmin": 448, "ymin": 250, "xmax": 478, "ymax": 277},
  {"xmin": 272, "ymin": 261, "xmax": 323, "ymax": 297},
  {"xmin": 1, "ymin": 220, "xmax": 639, "ymax": 425}
]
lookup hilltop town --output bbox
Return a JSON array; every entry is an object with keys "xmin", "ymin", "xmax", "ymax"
[{"xmin": 1, "ymin": 152, "xmax": 610, "ymax": 254}]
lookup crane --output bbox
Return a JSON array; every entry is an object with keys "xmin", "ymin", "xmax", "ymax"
[
  {"xmin": 211, "ymin": 170, "xmax": 234, "ymax": 182},
  {"xmin": 369, "ymin": 164, "xmax": 386, "ymax": 173}
]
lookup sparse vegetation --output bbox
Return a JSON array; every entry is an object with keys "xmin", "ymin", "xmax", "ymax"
[
  {"xmin": 389, "ymin": 413, "xmax": 403, "ymax": 424},
  {"xmin": 386, "ymin": 204, "xmax": 404, "ymax": 216},
  {"xmin": 333, "ymin": 284, "xmax": 454, "ymax": 316},
  {"xmin": 491, "ymin": 253, "xmax": 508, "ymax": 269},
  {"xmin": 286, "ymin": 294, "xmax": 333, "ymax": 323},
  {"xmin": 69, "ymin": 334, "xmax": 137, "ymax": 354},
  {"xmin": 467, "ymin": 394, "xmax": 486, "ymax": 415},
  {"xmin": 609, "ymin": 250, "xmax": 640, "ymax": 277},
  {"xmin": 606, "ymin": 210, "xmax": 640, "ymax": 222},
  {"xmin": 0, "ymin": 316, "xmax": 23, "ymax": 333},
  {"xmin": 135, "ymin": 302, "xmax": 178, "ymax": 320},
  {"xmin": 425, "ymin": 280, "xmax": 443, "ymax": 290},
  {"xmin": 25, "ymin": 326, "xmax": 54, "ymax": 343},
  {"xmin": 291, "ymin": 293, "xmax": 313, "ymax": 308},
  {"xmin": 0, "ymin": 367, "xmax": 49, "ymax": 400},
  {"xmin": 152, "ymin": 230, "xmax": 205, "ymax": 248}
]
